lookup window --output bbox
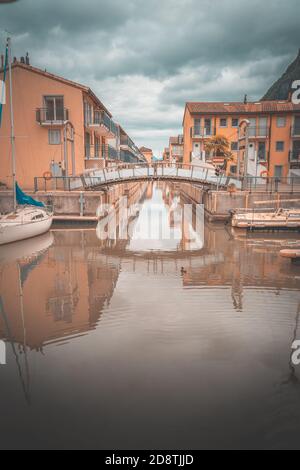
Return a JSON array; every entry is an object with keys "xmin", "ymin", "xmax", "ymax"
[
  {"xmin": 274, "ymin": 165, "xmax": 283, "ymax": 178},
  {"xmin": 230, "ymin": 165, "xmax": 237, "ymax": 174},
  {"xmin": 258, "ymin": 117, "xmax": 268, "ymax": 137},
  {"xmin": 231, "ymin": 141, "xmax": 238, "ymax": 151},
  {"xmin": 48, "ymin": 129, "xmax": 61, "ymax": 145},
  {"xmin": 44, "ymin": 96, "xmax": 64, "ymax": 121},
  {"xmin": 85, "ymin": 132, "xmax": 91, "ymax": 158},
  {"xmin": 258, "ymin": 142, "xmax": 266, "ymax": 160},
  {"xmin": 204, "ymin": 118, "xmax": 212, "ymax": 135},
  {"xmin": 232, "ymin": 118, "xmax": 239, "ymax": 127},
  {"xmin": 248, "ymin": 118, "xmax": 256, "ymax": 137},
  {"xmin": 94, "ymin": 137, "xmax": 100, "ymax": 158},
  {"xmin": 84, "ymin": 101, "xmax": 92, "ymax": 126},
  {"xmin": 277, "ymin": 116, "xmax": 286, "ymax": 128},
  {"xmin": 220, "ymin": 118, "xmax": 227, "ymax": 127},
  {"xmin": 194, "ymin": 118, "xmax": 201, "ymax": 135},
  {"xmin": 276, "ymin": 141, "xmax": 284, "ymax": 152}
]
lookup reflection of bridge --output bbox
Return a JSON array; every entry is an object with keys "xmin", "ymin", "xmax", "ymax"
[{"xmin": 82, "ymin": 163, "xmax": 242, "ymax": 190}]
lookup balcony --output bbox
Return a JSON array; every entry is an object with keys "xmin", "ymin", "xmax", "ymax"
[
  {"xmin": 248, "ymin": 126, "xmax": 269, "ymax": 139},
  {"xmin": 120, "ymin": 149, "xmax": 139, "ymax": 163},
  {"xmin": 87, "ymin": 110, "xmax": 117, "ymax": 138},
  {"xmin": 36, "ymin": 107, "xmax": 69, "ymax": 126},
  {"xmin": 84, "ymin": 144, "xmax": 105, "ymax": 160},
  {"xmin": 192, "ymin": 126, "xmax": 216, "ymax": 138},
  {"xmin": 291, "ymin": 125, "xmax": 300, "ymax": 137},
  {"xmin": 107, "ymin": 144, "xmax": 119, "ymax": 160},
  {"xmin": 289, "ymin": 150, "xmax": 300, "ymax": 167},
  {"xmin": 120, "ymin": 135, "xmax": 140, "ymax": 155}
]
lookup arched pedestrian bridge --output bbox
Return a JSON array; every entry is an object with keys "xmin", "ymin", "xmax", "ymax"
[
  {"xmin": 81, "ymin": 163, "xmax": 242, "ymax": 191},
  {"xmin": 34, "ymin": 162, "xmax": 242, "ymax": 191}
]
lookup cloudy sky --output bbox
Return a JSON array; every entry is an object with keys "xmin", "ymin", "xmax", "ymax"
[{"xmin": 0, "ymin": 0, "xmax": 300, "ymax": 156}]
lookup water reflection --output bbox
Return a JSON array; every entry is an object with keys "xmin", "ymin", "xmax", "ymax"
[{"xmin": 0, "ymin": 182, "xmax": 300, "ymax": 449}]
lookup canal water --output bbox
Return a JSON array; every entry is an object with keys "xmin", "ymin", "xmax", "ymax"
[{"xmin": 0, "ymin": 182, "xmax": 300, "ymax": 449}]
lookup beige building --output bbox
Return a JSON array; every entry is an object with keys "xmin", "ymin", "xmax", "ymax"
[{"xmin": 0, "ymin": 59, "xmax": 145, "ymax": 190}]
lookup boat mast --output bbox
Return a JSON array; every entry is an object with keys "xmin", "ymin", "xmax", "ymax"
[{"xmin": 7, "ymin": 37, "xmax": 17, "ymax": 212}]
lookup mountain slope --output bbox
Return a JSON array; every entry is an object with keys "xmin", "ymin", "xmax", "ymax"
[{"xmin": 261, "ymin": 49, "xmax": 300, "ymax": 101}]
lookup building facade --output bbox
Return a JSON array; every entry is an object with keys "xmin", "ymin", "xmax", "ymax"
[
  {"xmin": 183, "ymin": 100, "xmax": 300, "ymax": 177},
  {"xmin": 139, "ymin": 146, "xmax": 153, "ymax": 163},
  {"xmin": 162, "ymin": 147, "xmax": 170, "ymax": 161},
  {"xmin": 0, "ymin": 60, "xmax": 144, "ymax": 190},
  {"xmin": 169, "ymin": 135, "xmax": 184, "ymax": 163},
  {"xmin": 162, "ymin": 135, "xmax": 183, "ymax": 163}
]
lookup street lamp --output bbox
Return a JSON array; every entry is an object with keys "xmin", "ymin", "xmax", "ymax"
[{"xmin": 237, "ymin": 119, "xmax": 250, "ymax": 190}]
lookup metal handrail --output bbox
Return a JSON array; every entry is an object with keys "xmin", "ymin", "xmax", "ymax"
[{"xmin": 36, "ymin": 107, "xmax": 69, "ymax": 123}]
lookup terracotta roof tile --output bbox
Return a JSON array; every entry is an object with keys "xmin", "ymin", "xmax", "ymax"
[
  {"xmin": 4, "ymin": 61, "xmax": 112, "ymax": 117},
  {"xmin": 169, "ymin": 136, "xmax": 184, "ymax": 144},
  {"xmin": 186, "ymin": 100, "xmax": 300, "ymax": 114}
]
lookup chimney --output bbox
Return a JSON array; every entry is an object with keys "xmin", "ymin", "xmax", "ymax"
[
  {"xmin": 20, "ymin": 56, "xmax": 25, "ymax": 64},
  {"xmin": 25, "ymin": 52, "xmax": 30, "ymax": 65},
  {"xmin": 244, "ymin": 94, "xmax": 248, "ymax": 104}
]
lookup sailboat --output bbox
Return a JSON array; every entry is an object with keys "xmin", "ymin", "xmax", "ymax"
[{"xmin": 0, "ymin": 37, "xmax": 53, "ymax": 246}]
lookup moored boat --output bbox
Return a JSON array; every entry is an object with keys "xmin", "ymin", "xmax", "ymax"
[
  {"xmin": 231, "ymin": 208, "xmax": 300, "ymax": 229},
  {"xmin": 0, "ymin": 206, "xmax": 53, "ymax": 245}
]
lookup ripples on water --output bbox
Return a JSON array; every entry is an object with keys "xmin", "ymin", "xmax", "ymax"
[{"xmin": 0, "ymin": 182, "xmax": 300, "ymax": 449}]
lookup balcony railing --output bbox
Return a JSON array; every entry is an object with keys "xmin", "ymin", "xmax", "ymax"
[
  {"xmin": 120, "ymin": 135, "xmax": 135, "ymax": 148},
  {"xmin": 192, "ymin": 126, "xmax": 216, "ymax": 138},
  {"xmin": 289, "ymin": 150, "xmax": 300, "ymax": 162},
  {"xmin": 107, "ymin": 145, "xmax": 119, "ymax": 160},
  {"xmin": 120, "ymin": 136, "xmax": 141, "ymax": 157},
  {"xmin": 85, "ymin": 144, "xmax": 105, "ymax": 159},
  {"xmin": 292, "ymin": 126, "xmax": 300, "ymax": 137},
  {"xmin": 84, "ymin": 144, "xmax": 119, "ymax": 160},
  {"xmin": 88, "ymin": 110, "xmax": 117, "ymax": 136},
  {"xmin": 36, "ymin": 107, "xmax": 69, "ymax": 125},
  {"xmin": 248, "ymin": 126, "xmax": 269, "ymax": 138},
  {"xmin": 120, "ymin": 149, "xmax": 139, "ymax": 163}
]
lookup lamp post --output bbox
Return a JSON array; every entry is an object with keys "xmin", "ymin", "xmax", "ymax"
[{"xmin": 237, "ymin": 119, "xmax": 250, "ymax": 190}]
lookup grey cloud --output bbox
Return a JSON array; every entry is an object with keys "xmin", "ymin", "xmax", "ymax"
[{"xmin": 0, "ymin": 0, "xmax": 299, "ymax": 155}]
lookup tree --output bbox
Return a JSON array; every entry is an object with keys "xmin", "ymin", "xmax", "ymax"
[{"xmin": 204, "ymin": 134, "xmax": 233, "ymax": 163}]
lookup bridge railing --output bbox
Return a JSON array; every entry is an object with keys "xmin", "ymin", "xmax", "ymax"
[
  {"xmin": 33, "ymin": 162, "xmax": 243, "ymax": 192},
  {"xmin": 81, "ymin": 162, "xmax": 242, "ymax": 190},
  {"xmin": 245, "ymin": 176, "xmax": 300, "ymax": 193}
]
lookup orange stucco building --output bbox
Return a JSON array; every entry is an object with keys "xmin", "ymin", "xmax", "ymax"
[
  {"xmin": 0, "ymin": 60, "xmax": 145, "ymax": 190},
  {"xmin": 183, "ymin": 100, "xmax": 300, "ymax": 177},
  {"xmin": 139, "ymin": 146, "xmax": 153, "ymax": 163},
  {"xmin": 163, "ymin": 135, "xmax": 183, "ymax": 163}
]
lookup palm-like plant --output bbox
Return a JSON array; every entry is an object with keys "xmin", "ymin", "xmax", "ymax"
[{"xmin": 204, "ymin": 135, "xmax": 233, "ymax": 162}]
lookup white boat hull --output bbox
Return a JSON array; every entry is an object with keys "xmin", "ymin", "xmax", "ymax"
[
  {"xmin": 232, "ymin": 209, "xmax": 300, "ymax": 229},
  {"xmin": 0, "ymin": 207, "xmax": 53, "ymax": 245}
]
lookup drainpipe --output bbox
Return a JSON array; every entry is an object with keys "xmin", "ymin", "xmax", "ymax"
[
  {"xmin": 267, "ymin": 116, "xmax": 272, "ymax": 175},
  {"xmin": 63, "ymin": 124, "xmax": 68, "ymax": 177},
  {"xmin": 79, "ymin": 191, "xmax": 85, "ymax": 217}
]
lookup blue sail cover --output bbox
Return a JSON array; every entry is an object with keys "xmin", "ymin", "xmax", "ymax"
[
  {"xmin": 16, "ymin": 183, "xmax": 45, "ymax": 207},
  {"xmin": 0, "ymin": 44, "xmax": 8, "ymax": 127}
]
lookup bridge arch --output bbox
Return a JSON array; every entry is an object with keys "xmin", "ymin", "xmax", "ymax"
[{"xmin": 81, "ymin": 163, "xmax": 242, "ymax": 191}]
